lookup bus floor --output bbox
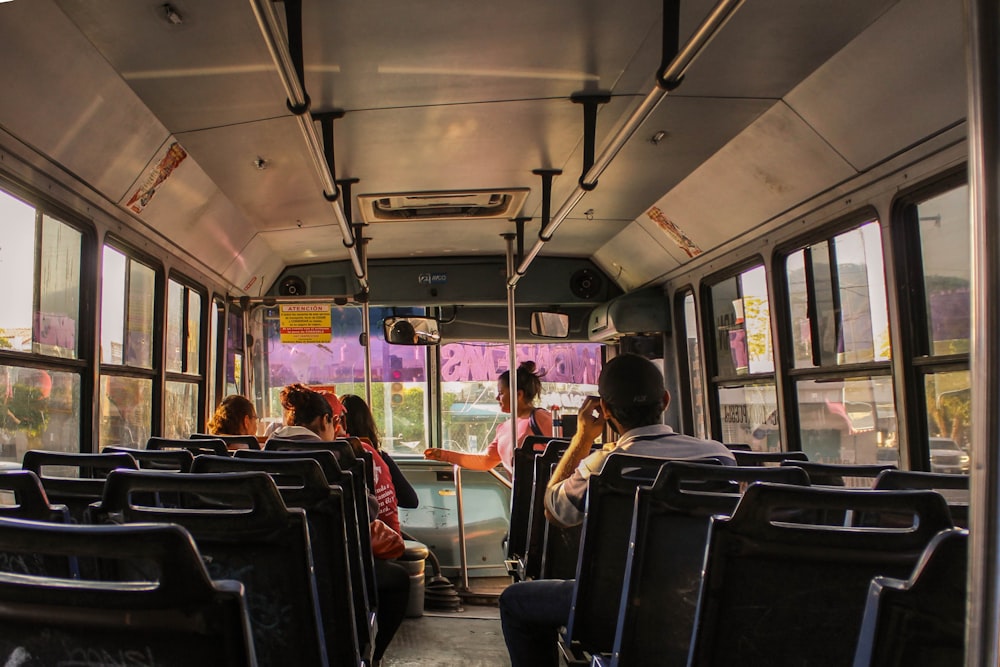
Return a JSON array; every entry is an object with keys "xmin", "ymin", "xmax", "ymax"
[{"xmin": 384, "ymin": 579, "xmax": 511, "ymax": 667}]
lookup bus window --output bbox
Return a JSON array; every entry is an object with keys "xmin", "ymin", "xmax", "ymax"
[
  {"xmin": 164, "ymin": 279, "xmax": 203, "ymax": 439},
  {"xmin": 225, "ymin": 307, "xmax": 244, "ymax": 397},
  {"xmin": 251, "ymin": 304, "xmax": 430, "ymax": 451},
  {"xmin": 439, "ymin": 342, "xmax": 601, "ymax": 455},
  {"xmin": 0, "ymin": 188, "xmax": 85, "ymax": 460},
  {"xmin": 708, "ymin": 265, "xmax": 779, "ymax": 450},
  {"xmin": 918, "ymin": 186, "xmax": 971, "ymax": 452},
  {"xmin": 780, "ymin": 219, "xmax": 896, "ymax": 464},
  {"xmin": 99, "ymin": 246, "xmax": 158, "ymax": 449}
]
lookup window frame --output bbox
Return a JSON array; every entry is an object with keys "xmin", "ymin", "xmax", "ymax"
[
  {"xmin": 889, "ymin": 168, "xmax": 970, "ymax": 471},
  {"xmin": 701, "ymin": 256, "xmax": 778, "ymax": 444},
  {"xmin": 773, "ymin": 207, "xmax": 895, "ymax": 462},
  {"xmin": 164, "ymin": 272, "xmax": 208, "ymax": 438},
  {"xmin": 99, "ymin": 238, "xmax": 164, "ymax": 446},
  {"xmin": 673, "ymin": 286, "xmax": 708, "ymax": 438},
  {"xmin": 0, "ymin": 179, "xmax": 96, "ymax": 453}
]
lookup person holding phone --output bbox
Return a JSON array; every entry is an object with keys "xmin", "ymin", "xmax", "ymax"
[{"xmin": 498, "ymin": 354, "xmax": 735, "ymax": 667}]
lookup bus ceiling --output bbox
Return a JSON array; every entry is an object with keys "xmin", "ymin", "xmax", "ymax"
[{"xmin": 0, "ymin": 0, "xmax": 959, "ymax": 297}]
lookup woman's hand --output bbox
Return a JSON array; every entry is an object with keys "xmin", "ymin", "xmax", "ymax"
[{"xmin": 424, "ymin": 448, "xmax": 450, "ymax": 462}]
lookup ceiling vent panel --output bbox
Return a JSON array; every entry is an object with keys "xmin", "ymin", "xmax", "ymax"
[{"xmin": 358, "ymin": 188, "xmax": 528, "ymax": 223}]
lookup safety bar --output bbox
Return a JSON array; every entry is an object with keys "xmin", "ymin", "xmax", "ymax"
[
  {"xmin": 510, "ymin": 0, "xmax": 745, "ymax": 286},
  {"xmin": 249, "ymin": 0, "xmax": 367, "ymax": 287}
]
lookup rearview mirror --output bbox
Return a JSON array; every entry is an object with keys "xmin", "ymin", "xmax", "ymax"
[
  {"xmin": 383, "ymin": 316, "xmax": 441, "ymax": 345},
  {"xmin": 530, "ymin": 311, "xmax": 569, "ymax": 338}
]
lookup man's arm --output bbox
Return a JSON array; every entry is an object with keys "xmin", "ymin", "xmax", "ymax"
[{"xmin": 544, "ymin": 396, "xmax": 606, "ymax": 526}]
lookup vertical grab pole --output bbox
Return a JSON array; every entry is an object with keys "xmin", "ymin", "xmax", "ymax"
[
  {"xmin": 453, "ymin": 464, "xmax": 470, "ymax": 591},
  {"xmin": 966, "ymin": 0, "xmax": 1000, "ymax": 663},
  {"xmin": 504, "ymin": 233, "xmax": 519, "ymax": 445}
]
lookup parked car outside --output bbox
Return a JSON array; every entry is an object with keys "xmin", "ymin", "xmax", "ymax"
[{"xmin": 929, "ymin": 437, "xmax": 971, "ymax": 474}]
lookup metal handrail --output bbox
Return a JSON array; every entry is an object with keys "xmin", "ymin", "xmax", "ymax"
[
  {"xmin": 249, "ymin": 0, "xmax": 367, "ymax": 287},
  {"xmin": 510, "ymin": 0, "xmax": 745, "ymax": 286}
]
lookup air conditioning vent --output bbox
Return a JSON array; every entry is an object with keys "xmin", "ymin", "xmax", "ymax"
[{"xmin": 358, "ymin": 189, "xmax": 528, "ymax": 223}]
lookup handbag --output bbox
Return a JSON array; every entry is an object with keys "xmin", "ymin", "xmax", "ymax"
[{"xmin": 370, "ymin": 518, "xmax": 405, "ymax": 559}]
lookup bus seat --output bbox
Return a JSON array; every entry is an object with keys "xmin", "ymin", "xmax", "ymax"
[
  {"xmin": 96, "ymin": 470, "xmax": 329, "ymax": 667},
  {"xmin": 724, "ymin": 443, "xmax": 753, "ymax": 451},
  {"xmin": 147, "ymin": 436, "xmax": 229, "ymax": 457},
  {"xmin": 558, "ymin": 453, "xmax": 683, "ymax": 664},
  {"xmin": 102, "ymin": 446, "xmax": 194, "ymax": 472},
  {"xmin": 521, "ymin": 439, "xmax": 602, "ymax": 581},
  {"xmin": 506, "ymin": 437, "xmax": 568, "ymax": 577},
  {"xmin": 234, "ymin": 448, "xmax": 376, "ymax": 656},
  {"xmin": 687, "ymin": 483, "xmax": 954, "ymax": 667},
  {"xmin": 0, "ymin": 469, "xmax": 70, "ymax": 522},
  {"xmin": 873, "ymin": 470, "xmax": 969, "ymax": 528},
  {"xmin": 608, "ymin": 462, "xmax": 810, "ymax": 667},
  {"xmin": 779, "ymin": 460, "xmax": 896, "ymax": 486},
  {"xmin": 21, "ymin": 451, "xmax": 139, "ymax": 523},
  {"xmin": 191, "ymin": 432, "xmax": 261, "ymax": 451},
  {"xmin": 0, "ymin": 470, "xmax": 76, "ymax": 577},
  {"xmin": 852, "ymin": 528, "xmax": 968, "ymax": 667},
  {"xmin": 733, "ymin": 450, "xmax": 808, "ymax": 466},
  {"xmin": 191, "ymin": 455, "xmax": 363, "ymax": 666},
  {"xmin": 0, "ymin": 518, "xmax": 256, "ymax": 666}
]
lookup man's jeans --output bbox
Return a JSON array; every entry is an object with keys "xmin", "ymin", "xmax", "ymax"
[{"xmin": 499, "ymin": 579, "xmax": 575, "ymax": 667}]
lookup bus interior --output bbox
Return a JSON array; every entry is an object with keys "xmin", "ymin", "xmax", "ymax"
[{"xmin": 0, "ymin": 0, "xmax": 997, "ymax": 664}]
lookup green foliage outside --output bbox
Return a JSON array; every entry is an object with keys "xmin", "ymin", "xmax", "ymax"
[{"xmin": 0, "ymin": 384, "xmax": 49, "ymax": 438}]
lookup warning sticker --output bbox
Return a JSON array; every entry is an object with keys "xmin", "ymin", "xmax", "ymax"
[{"xmin": 279, "ymin": 304, "xmax": 332, "ymax": 343}]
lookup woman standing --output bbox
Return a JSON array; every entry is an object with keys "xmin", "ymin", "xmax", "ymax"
[{"xmin": 424, "ymin": 361, "xmax": 552, "ymax": 474}]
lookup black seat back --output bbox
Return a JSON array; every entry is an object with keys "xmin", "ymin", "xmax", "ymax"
[
  {"xmin": 611, "ymin": 462, "xmax": 810, "ymax": 667},
  {"xmin": 688, "ymin": 483, "xmax": 953, "ymax": 667},
  {"xmin": 21, "ymin": 451, "xmax": 139, "ymax": 522},
  {"xmin": 147, "ymin": 436, "xmax": 229, "ymax": 457},
  {"xmin": 853, "ymin": 528, "xmax": 968, "ymax": 667},
  {"xmin": 507, "ymin": 437, "xmax": 566, "ymax": 571},
  {"xmin": 733, "ymin": 450, "xmax": 809, "ymax": 466},
  {"xmin": 191, "ymin": 455, "xmax": 362, "ymax": 666},
  {"xmin": 103, "ymin": 446, "xmax": 194, "ymax": 472},
  {"xmin": 191, "ymin": 432, "xmax": 261, "ymax": 450},
  {"xmin": 523, "ymin": 439, "xmax": 579, "ymax": 580},
  {"xmin": 0, "ymin": 469, "xmax": 69, "ymax": 522},
  {"xmin": 234, "ymin": 448, "xmax": 376, "ymax": 657},
  {"xmin": 874, "ymin": 469, "xmax": 970, "ymax": 528},
  {"xmin": 780, "ymin": 460, "xmax": 896, "ymax": 486},
  {"xmin": 563, "ymin": 454, "xmax": 679, "ymax": 656},
  {"xmin": 0, "ymin": 518, "xmax": 257, "ymax": 666},
  {"xmin": 97, "ymin": 469, "xmax": 329, "ymax": 667}
]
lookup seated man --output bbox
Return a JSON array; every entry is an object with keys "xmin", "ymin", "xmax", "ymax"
[{"xmin": 498, "ymin": 353, "xmax": 735, "ymax": 667}]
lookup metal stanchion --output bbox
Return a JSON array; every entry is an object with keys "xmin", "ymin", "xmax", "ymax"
[{"xmin": 453, "ymin": 464, "xmax": 471, "ymax": 592}]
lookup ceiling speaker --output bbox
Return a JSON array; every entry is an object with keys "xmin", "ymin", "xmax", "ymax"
[
  {"xmin": 569, "ymin": 268, "xmax": 603, "ymax": 300},
  {"xmin": 278, "ymin": 275, "xmax": 307, "ymax": 297}
]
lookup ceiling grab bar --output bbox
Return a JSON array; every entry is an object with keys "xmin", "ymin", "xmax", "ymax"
[
  {"xmin": 249, "ymin": 0, "xmax": 368, "ymax": 289},
  {"xmin": 510, "ymin": 0, "xmax": 745, "ymax": 287}
]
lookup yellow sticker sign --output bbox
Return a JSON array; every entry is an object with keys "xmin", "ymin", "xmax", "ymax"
[{"xmin": 279, "ymin": 304, "xmax": 332, "ymax": 343}]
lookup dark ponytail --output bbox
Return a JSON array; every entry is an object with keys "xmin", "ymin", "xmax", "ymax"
[{"xmin": 499, "ymin": 360, "xmax": 544, "ymax": 402}]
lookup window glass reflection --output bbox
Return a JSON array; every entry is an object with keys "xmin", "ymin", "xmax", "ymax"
[
  {"xmin": 795, "ymin": 376, "xmax": 897, "ymax": 469},
  {"xmin": 126, "ymin": 260, "xmax": 155, "ymax": 368},
  {"xmin": 918, "ymin": 186, "xmax": 970, "ymax": 356},
  {"xmin": 0, "ymin": 366, "xmax": 80, "ymax": 461},
  {"xmin": 0, "ymin": 193, "xmax": 35, "ymax": 351},
  {"xmin": 99, "ymin": 375, "xmax": 152, "ymax": 448},
  {"xmin": 165, "ymin": 381, "xmax": 199, "ymax": 440},
  {"xmin": 718, "ymin": 383, "xmax": 780, "ymax": 451}
]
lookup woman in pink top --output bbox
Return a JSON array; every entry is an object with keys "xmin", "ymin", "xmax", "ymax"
[{"xmin": 424, "ymin": 361, "xmax": 552, "ymax": 474}]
